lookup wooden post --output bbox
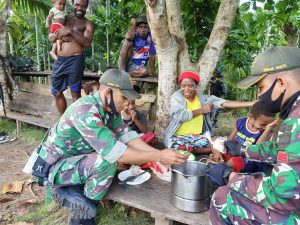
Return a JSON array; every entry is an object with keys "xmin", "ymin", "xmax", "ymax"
[
  {"xmin": 151, "ymin": 214, "xmax": 173, "ymax": 225},
  {"xmin": 16, "ymin": 120, "xmax": 21, "ymax": 136}
]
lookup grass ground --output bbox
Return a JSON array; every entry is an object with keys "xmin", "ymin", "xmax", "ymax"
[
  {"xmin": 0, "ymin": 119, "xmax": 46, "ymax": 145},
  {"xmin": 1, "ymin": 110, "xmax": 246, "ymax": 225},
  {"xmin": 15, "ymin": 201, "xmax": 154, "ymax": 225}
]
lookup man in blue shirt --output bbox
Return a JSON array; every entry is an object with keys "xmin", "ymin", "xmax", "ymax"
[{"xmin": 119, "ymin": 15, "xmax": 156, "ymax": 78}]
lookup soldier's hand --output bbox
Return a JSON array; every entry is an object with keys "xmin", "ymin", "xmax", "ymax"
[
  {"xmin": 159, "ymin": 149, "xmax": 188, "ymax": 165},
  {"xmin": 201, "ymin": 103, "xmax": 213, "ymax": 114}
]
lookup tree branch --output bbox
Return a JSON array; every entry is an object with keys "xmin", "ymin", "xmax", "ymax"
[
  {"xmin": 146, "ymin": 0, "xmax": 173, "ymax": 49},
  {"xmin": 165, "ymin": 0, "xmax": 190, "ymax": 73},
  {"xmin": 198, "ymin": 0, "xmax": 238, "ymax": 90}
]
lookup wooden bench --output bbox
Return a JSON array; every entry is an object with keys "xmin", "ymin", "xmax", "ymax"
[
  {"xmin": 12, "ymin": 71, "xmax": 158, "ymax": 93},
  {"xmin": 0, "ymin": 81, "xmax": 156, "ymax": 133},
  {"xmin": 106, "ymin": 174, "xmax": 210, "ymax": 225},
  {"xmin": 12, "ymin": 71, "xmax": 100, "ymax": 80},
  {"xmin": 0, "ymin": 81, "xmax": 74, "ymax": 134}
]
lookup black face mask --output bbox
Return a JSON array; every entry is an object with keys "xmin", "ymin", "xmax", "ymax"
[
  {"xmin": 105, "ymin": 90, "xmax": 119, "ymax": 117},
  {"xmin": 259, "ymin": 80, "xmax": 285, "ymax": 114}
]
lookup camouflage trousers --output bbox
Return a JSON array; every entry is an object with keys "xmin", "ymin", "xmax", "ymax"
[
  {"xmin": 209, "ymin": 185, "xmax": 299, "ymax": 225},
  {"xmin": 48, "ymin": 152, "xmax": 117, "ymax": 201}
]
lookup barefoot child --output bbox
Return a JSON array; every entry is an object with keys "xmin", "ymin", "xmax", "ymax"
[
  {"xmin": 211, "ymin": 101, "xmax": 277, "ymax": 172},
  {"xmin": 45, "ymin": 0, "xmax": 66, "ymax": 61}
]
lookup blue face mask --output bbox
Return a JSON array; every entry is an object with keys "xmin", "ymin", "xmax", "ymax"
[
  {"xmin": 105, "ymin": 90, "xmax": 119, "ymax": 117},
  {"xmin": 259, "ymin": 80, "xmax": 285, "ymax": 114}
]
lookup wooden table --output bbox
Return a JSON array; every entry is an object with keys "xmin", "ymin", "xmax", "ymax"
[{"xmin": 106, "ymin": 175, "xmax": 210, "ymax": 225}]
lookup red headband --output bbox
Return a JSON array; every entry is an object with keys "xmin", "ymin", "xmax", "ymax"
[{"xmin": 178, "ymin": 70, "xmax": 200, "ymax": 85}]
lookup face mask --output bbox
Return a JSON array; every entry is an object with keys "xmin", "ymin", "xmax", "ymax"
[
  {"xmin": 105, "ymin": 90, "xmax": 119, "ymax": 117},
  {"xmin": 259, "ymin": 80, "xmax": 285, "ymax": 114}
]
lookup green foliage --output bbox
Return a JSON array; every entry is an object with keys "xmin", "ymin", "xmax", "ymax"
[
  {"xmin": 11, "ymin": 0, "xmax": 51, "ymax": 17},
  {"xmin": 6, "ymin": 0, "xmax": 300, "ymax": 101},
  {"xmin": 95, "ymin": 203, "xmax": 154, "ymax": 225}
]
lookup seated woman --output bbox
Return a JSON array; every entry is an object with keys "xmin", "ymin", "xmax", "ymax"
[{"xmin": 164, "ymin": 70, "xmax": 254, "ymax": 154}]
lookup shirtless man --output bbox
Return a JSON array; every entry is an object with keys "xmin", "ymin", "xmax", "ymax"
[{"xmin": 49, "ymin": 0, "xmax": 94, "ymax": 115}]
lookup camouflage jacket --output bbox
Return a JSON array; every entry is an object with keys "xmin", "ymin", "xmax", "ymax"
[
  {"xmin": 39, "ymin": 92, "xmax": 139, "ymax": 166},
  {"xmin": 229, "ymin": 94, "xmax": 300, "ymax": 217}
]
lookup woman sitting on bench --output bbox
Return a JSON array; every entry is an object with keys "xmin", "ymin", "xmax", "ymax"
[{"xmin": 164, "ymin": 69, "xmax": 254, "ymax": 154}]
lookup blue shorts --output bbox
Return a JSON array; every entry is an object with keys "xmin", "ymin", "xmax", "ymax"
[{"xmin": 51, "ymin": 55, "xmax": 84, "ymax": 94}]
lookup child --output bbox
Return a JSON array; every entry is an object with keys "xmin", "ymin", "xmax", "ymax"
[
  {"xmin": 121, "ymin": 99, "xmax": 149, "ymax": 134},
  {"xmin": 45, "ymin": 0, "xmax": 66, "ymax": 61},
  {"xmin": 211, "ymin": 101, "xmax": 277, "ymax": 172},
  {"xmin": 83, "ymin": 81, "xmax": 100, "ymax": 95},
  {"xmin": 121, "ymin": 86, "xmax": 158, "ymax": 146}
]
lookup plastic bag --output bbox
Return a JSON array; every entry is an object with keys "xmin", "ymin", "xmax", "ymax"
[{"xmin": 147, "ymin": 162, "xmax": 171, "ymax": 182}]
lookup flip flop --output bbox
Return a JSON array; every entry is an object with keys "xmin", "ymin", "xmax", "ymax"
[
  {"xmin": 0, "ymin": 136, "xmax": 11, "ymax": 144},
  {"xmin": 8, "ymin": 136, "xmax": 16, "ymax": 142},
  {"xmin": 0, "ymin": 136, "xmax": 16, "ymax": 144}
]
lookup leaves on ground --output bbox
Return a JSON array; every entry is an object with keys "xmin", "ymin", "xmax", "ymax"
[{"xmin": 3, "ymin": 181, "xmax": 25, "ymax": 194}]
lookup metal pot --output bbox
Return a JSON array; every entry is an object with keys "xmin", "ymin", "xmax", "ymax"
[{"xmin": 171, "ymin": 160, "xmax": 216, "ymax": 201}]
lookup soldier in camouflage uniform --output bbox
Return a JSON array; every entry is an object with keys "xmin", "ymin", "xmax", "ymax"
[
  {"xmin": 209, "ymin": 46, "xmax": 300, "ymax": 224},
  {"xmin": 33, "ymin": 69, "xmax": 187, "ymax": 225}
]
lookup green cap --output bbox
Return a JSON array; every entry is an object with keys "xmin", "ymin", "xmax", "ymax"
[
  {"xmin": 99, "ymin": 69, "xmax": 141, "ymax": 100},
  {"xmin": 237, "ymin": 46, "xmax": 300, "ymax": 89},
  {"xmin": 136, "ymin": 15, "xmax": 148, "ymax": 26}
]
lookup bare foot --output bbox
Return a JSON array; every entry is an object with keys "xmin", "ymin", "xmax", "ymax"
[{"xmin": 50, "ymin": 51, "xmax": 58, "ymax": 61}]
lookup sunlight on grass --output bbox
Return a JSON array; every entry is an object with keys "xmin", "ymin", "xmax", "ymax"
[{"xmin": 16, "ymin": 201, "xmax": 66, "ymax": 225}]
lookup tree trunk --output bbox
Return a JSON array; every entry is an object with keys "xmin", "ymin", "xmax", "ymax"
[
  {"xmin": 35, "ymin": 11, "xmax": 41, "ymax": 71},
  {"xmin": 146, "ymin": 0, "xmax": 185, "ymax": 139},
  {"xmin": 8, "ymin": 32, "xmax": 14, "ymax": 56},
  {"xmin": 198, "ymin": 0, "xmax": 239, "ymax": 90},
  {"xmin": 106, "ymin": 0, "xmax": 110, "ymax": 66},
  {"xmin": 48, "ymin": 52, "xmax": 51, "ymax": 71},
  {"xmin": 283, "ymin": 22, "xmax": 299, "ymax": 47},
  {"xmin": 146, "ymin": 0, "xmax": 238, "ymax": 140},
  {"xmin": 0, "ymin": 0, "xmax": 16, "ymax": 105}
]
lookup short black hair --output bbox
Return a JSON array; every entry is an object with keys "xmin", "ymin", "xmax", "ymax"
[
  {"xmin": 72, "ymin": 0, "xmax": 89, "ymax": 6},
  {"xmin": 250, "ymin": 101, "xmax": 276, "ymax": 118}
]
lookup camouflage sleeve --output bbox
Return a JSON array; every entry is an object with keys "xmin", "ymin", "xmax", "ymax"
[
  {"xmin": 229, "ymin": 162, "xmax": 300, "ymax": 213},
  {"xmin": 71, "ymin": 105, "xmax": 127, "ymax": 163},
  {"xmin": 246, "ymin": 141, "xmax": 278, "ymax": 164},
  {"xmin": 229, "ymin": 117, "xmax": 300, "ymax": 213},
  {"xmin": 111, "ymin": 116, "xmax": 140, "ymax": 143}
]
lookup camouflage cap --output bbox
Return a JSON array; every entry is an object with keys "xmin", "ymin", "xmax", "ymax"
[
  {"xmin": 99, "ymin": 69, "xmax": 141, "ymax": 100},
  {"xmin": 136, "ymin": 15, "xmax": 148, "ymax": 26},
  {"xmin": 237, "ymin": 46, "xmax": 300, "ymax": 89}
]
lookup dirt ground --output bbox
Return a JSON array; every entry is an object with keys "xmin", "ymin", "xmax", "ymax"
[{"xmin": 0, "ymin": 139, "xmax": 67, "ymax": 225}]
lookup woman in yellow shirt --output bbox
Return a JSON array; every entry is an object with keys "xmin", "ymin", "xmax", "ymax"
[{"xmin": 164, "ymin": 70, "xmax": 254, "ymax": 154}]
